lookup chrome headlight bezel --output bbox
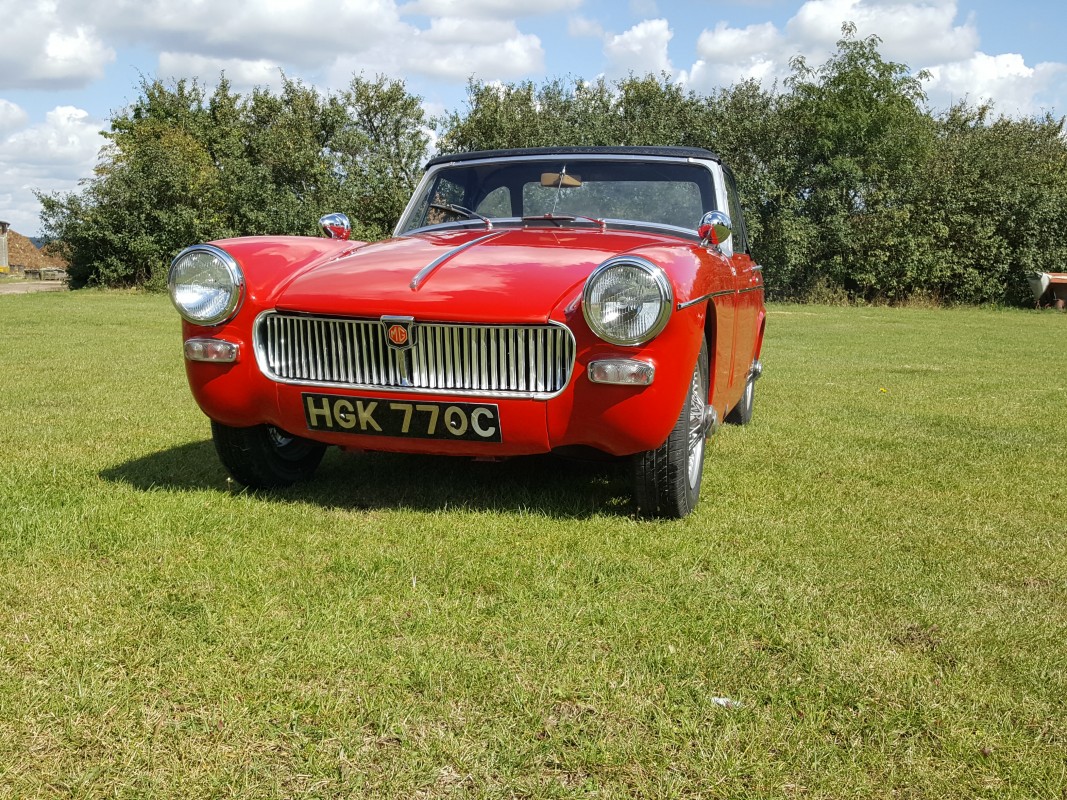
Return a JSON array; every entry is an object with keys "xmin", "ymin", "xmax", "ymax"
[
  {"xmin": 582, "ymin": 256, "xmax": 674, "ymax": 346},
  {"xmin": 168, "ymin": 244, "xmax": 245, "ymax": 326}
]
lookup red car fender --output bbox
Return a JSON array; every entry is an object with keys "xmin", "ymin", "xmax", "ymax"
[{"xmin": 545, "ymin": 284, "xmax": 708, "ymax": 456}]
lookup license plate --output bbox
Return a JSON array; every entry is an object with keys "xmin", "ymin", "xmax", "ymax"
[{"xmin": 302, "ymin": 393, "xmax": 502, "ymax": 442}]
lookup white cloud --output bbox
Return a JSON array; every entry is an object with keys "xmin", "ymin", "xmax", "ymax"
[
  {"xmin": 423, "ymin": 16, "xmax": 530, "ymax": 45},
  {"xmin": 629, "ymin": 0, "xmax": 658, "ymax": 15},
  {"xmin": 415, "ymin": 31, "xmax": 545, "ymax": 80},
  {"xmin": 105, "ymin": 0, "xmax": 409, "ymax": 70},
  {"xmin": 925, "ymin": 53, "xmax": 1067, "ymax": 116},
  {"xmin": 0, "ymin": 101, "xmax": 29, "ymax": 134},
  {"xmin": 677, "ymin": 0, "xmax": 1063, "ymax": 116},
  {"xmin": 785, "ymin": 0, "xmax": 978, "ymax": 65},
  {"xmin": 604, "ymin": 18, "xmax": 673, "ymax": 77},
  {"xmin": 0, "ymin": 5, "xmax": 115, "ymax": 90},
  {"xmin": 327, "ymin": 21, "xmax": 544, "ymax": 83},
  {"xmin": 0, "ymin": 106, "xmax": 106, "ymax": 235},
  {"xmin": 697, "ymin": 20, "xmax": 784, "ymax": 64},
  {"xmin": 2, "ymin": 0, "xmax": 554, "ymax": 90},
  {"xmin": 677, "ymin": 21, "xmax": 785, "ymax": 90},
  {"xmin": 399, "ymin": 0, "xmax": 580, "ymax": 16},
  {"xmin": 4, "ymin": 106, "xmax": 104, "ymax": 169},
  {"xmin": 156, "ymin": 53, "xmax": 286, "ymax": 93},
  {"xmin": 568, "ymin": 15, "xmax": 605, "ymax": 38}
]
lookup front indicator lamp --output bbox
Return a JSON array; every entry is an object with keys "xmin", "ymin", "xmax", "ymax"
[
  {"xmin": 588, "ymin": 359, "xmax": 655, "ymax": 386},
  {"xmin": 184, "ymin": 338, "xmax": 239, "ymax": 363}
]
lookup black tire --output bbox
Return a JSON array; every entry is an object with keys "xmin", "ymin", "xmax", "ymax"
[
  {"xmin": 211, "ymin": 421, "xmax": 326, "ymax": 489},
  {"xmin": 725, "ymin": 374, "xmax": 754, "ymax": 425},
  {"xmin": 631, "ymin": 337, "xmax": 710, "ymax": 519}
]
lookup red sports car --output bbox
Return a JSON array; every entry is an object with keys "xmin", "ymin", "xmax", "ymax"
[{"xmin": 168, "ymin": 146, "xmax": 765, "ymax": 517}]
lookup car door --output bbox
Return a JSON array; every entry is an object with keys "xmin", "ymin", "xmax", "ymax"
[{"xmin": 723, "ymin": 168, "xmax": 763, "ymax": 388}]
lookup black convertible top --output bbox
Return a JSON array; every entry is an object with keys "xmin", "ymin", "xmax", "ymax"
[{"xmin": 425, "ymin": 145, "xmax": 721, "ymax": 169}]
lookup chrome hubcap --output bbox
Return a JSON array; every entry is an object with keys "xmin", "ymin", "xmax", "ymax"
[
  {"xmin": 267, "ymin": 426, "xmax": 294, "ymax": 448},
  {"xmin": 686, "ymin": 366, "xmax": 706, "ymax": 489}
]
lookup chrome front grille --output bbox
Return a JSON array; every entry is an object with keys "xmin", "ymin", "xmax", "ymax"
[{"xmin": 255, "ymin": 312, "xmax": 576, "ymax": 398}]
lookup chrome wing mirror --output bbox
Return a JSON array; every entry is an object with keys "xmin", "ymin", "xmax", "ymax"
[
  {"xmin": 319, "ymin": 213, "xmax": 351, "ymax": 241},
  {"xmin": 697, "ymin": 210, "xmax": 732, "ymax": 248}
]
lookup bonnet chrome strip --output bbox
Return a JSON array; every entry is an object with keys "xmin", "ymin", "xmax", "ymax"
[{"xmin": 409, "ymin": 231, "xmax": 505, "ymax": 291}]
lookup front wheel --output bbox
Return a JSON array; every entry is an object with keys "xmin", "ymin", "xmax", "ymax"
[
  {"xmin": 211, "ymin": 422, "xmax": 326, "ymax": 489},
  {"xmin": 631, "ymin": 337, "xmax": 710, "ymax": 519}
]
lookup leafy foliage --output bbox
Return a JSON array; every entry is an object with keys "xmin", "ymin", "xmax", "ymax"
[
  {"xmin": 39, "ymin": 75, "xmax": 429, "ymax": 288},
  {"xmin": 439, "ymin": 28, "xmax": 1067, "ymax": 306},
  {"xmin": 39, "ymin": 29, "xmax": 1067, "ymax": 303}
]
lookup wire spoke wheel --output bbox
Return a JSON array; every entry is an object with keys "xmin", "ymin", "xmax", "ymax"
[
  {"xmin": 631, "ymin": 336, "xmax": 710, "ymax": 518},
  {"xmin": 686, "ymin": 364, "xmax": 707, "ymax": 490},
  {"xmin": 212, "ymin": 422, "xmax": 327, "ymax": 489}
]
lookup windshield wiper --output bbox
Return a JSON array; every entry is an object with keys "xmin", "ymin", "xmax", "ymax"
[
  {"xmin": 521, "ymin": 213, "xmax": 607, "ymax": 232},
  {"xmin": 429, "ymin": 202, "xmax": 493, "ymax": 229}
]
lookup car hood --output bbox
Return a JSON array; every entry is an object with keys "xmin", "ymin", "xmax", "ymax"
[{"xmin": 273, "ymin": 226, "xmax": 686, "ymax": 324}]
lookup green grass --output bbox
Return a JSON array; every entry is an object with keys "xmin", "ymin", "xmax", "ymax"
[{"xmin": 0, "ymin": 291, "xmax": 1064, "ymax": 798}]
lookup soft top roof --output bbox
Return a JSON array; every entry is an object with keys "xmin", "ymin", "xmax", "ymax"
[{"xmin": 425, "ymin": 145, "xmax": 721, "ymax": 169}]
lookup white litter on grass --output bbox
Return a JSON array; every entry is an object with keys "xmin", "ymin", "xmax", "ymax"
[{"xmin": 712, "ymin": 696, "xmax": 741, "ymax": 709}]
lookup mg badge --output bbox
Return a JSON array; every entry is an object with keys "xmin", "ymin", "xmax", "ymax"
[{"xmin": 381, "ymin": 315, "xmax": 415, "ymax": 350}]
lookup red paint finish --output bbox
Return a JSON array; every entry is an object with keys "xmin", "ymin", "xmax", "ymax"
[{"xmin": 179, "ymin": 219, "xmax": 763, "ymax": 459}]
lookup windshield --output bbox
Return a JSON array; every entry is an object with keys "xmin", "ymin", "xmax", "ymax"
[{"xmin": 397, "ymin": 158, "xmax": 716, "ymax": 235}]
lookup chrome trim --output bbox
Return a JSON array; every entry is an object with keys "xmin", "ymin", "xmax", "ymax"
[
  {"xmin": 698, "ymin": 210, "xmax": 732, "ymax": 249},
  {"xmin": 596, "ymin": 219, "xmax": 699, "ymax": 240},
  {"xmin": 705, "ymin": 405, "xmax": 719, "ymax": 436},
  {"xmin": 184, "ymin": 338, "xmax": 239, "ymax": 363},
  {"xmin": 737, "ymin": 285, "xmax": 764, "ymax": 295},
  {"xmin": 381, "ymin": 315, "xmax": 415, "ymax": 351},
  {"xmin": 319, "ymin": 212, "xmax": 351, "ymax": 240},
  {"xmin": 582, "ymin": 256, "xmax": 674, "ymax": 347},
  {"xmin": 168, "ymin": 243, "xmax": 245, "ymax": 326},
  {"xmin": 401, "ymin": 217, "xmax": 703, "ymax": 243},
  {"xmin": 410, "ymin": 231, "xmax": 504, "ymax": 290},
  {"xmin": 253, "ymin": 312, "xmax": 576, "ymax": 399},
  {"xmin": 676, "ymin": 289, "xmax": 734, "ymax": 311},
  {"xmin": 587, "ymin": 359, "xmax": 655, "ymax": 386},
  {"xmin": 395, "ymin": 154, "xmax": 722, "ymax": 237}
]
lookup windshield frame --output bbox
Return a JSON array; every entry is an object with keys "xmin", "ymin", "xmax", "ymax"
[{"xmin": 394, "ymin": 153, "xmax": 723, "ymax": 240}]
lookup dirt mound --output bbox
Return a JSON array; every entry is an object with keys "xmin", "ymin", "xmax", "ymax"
[{"xmin": 4, "ymin": 230, "xmax": 68, "ymax": 270}]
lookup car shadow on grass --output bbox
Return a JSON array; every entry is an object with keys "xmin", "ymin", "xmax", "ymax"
[{"xmin": 100, "ymin": 440, "xmax": 635, "ymax": 519}]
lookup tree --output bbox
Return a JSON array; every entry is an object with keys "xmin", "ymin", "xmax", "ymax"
[
  {"xmin": 42, "ymin": 34, "xmax": 1067, "ymax": 303},
  {"xmin": 334, "ymin": 75, "xmax": 432, "ymax": 236},
  {"xmin": 780, "ymin": 25, "xmax": 936, "ymax": 300},
  {"xmin": 39, "ymin": 74, "xmax": 429, "ymax": 288},
  {"xmin": 917, "ymin": 104, "xmax": 1067, "ymax": 304}
]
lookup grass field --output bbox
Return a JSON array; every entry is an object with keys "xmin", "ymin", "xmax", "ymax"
[{"xmin": 0, "ymin": 291, "xmax": 1064, "ymax": 798}]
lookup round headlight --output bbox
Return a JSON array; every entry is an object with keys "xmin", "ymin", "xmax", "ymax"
[
  {"xmin": 582, "ymin": 256, "xmax": 673, "ymax": 346},
  {"xmin": 168, "ymin": 245, "xmax": 244, "ymax": 326}
]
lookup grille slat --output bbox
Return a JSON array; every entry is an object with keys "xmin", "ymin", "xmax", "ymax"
[{"xmin": 257, "ymin": 313, "xmax": 574, "ymax": 398}]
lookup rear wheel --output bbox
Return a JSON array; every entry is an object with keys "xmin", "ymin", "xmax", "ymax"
[
  {"xmin": 725, "ymin": 359, "xmax": 761, "ymax": 426},
  {"xmin": 631, "ymin": 337, "xmax": 709, "ymax": 518},
  {"xmin": 211, "ymin": 421, "xmax": 326, "ymax": 489}
]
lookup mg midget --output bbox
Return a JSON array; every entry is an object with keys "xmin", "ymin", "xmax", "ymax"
[{"xmin": 168, "ymin": 146, "xmax": 765, "ymax": 517}]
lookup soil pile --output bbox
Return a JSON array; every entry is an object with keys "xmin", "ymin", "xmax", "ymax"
[{"xmin": 3, "ymin": 230, "xmax": 68, "ymax": 270}]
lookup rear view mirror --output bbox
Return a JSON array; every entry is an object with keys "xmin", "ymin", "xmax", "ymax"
[
  {"xmin": 697, "ymin": 210, "xmax": 732, "ymax": 247},
  {"xmin": 541, "ymin": 172, "xmax": 582, "ymax": 188},
  {"xmin": 319, "ymin": 212, "xmax": 351, "ymax": 241}
]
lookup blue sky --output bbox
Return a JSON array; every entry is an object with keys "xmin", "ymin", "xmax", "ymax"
[{"xmin": 2, "ymin": 0, "xmax": 1065, "ymax": 236}]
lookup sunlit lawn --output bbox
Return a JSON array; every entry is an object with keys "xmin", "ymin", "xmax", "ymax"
[{"xmin": 0, "ymin": 291, "xmax": 1064, "ymax": 798}]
